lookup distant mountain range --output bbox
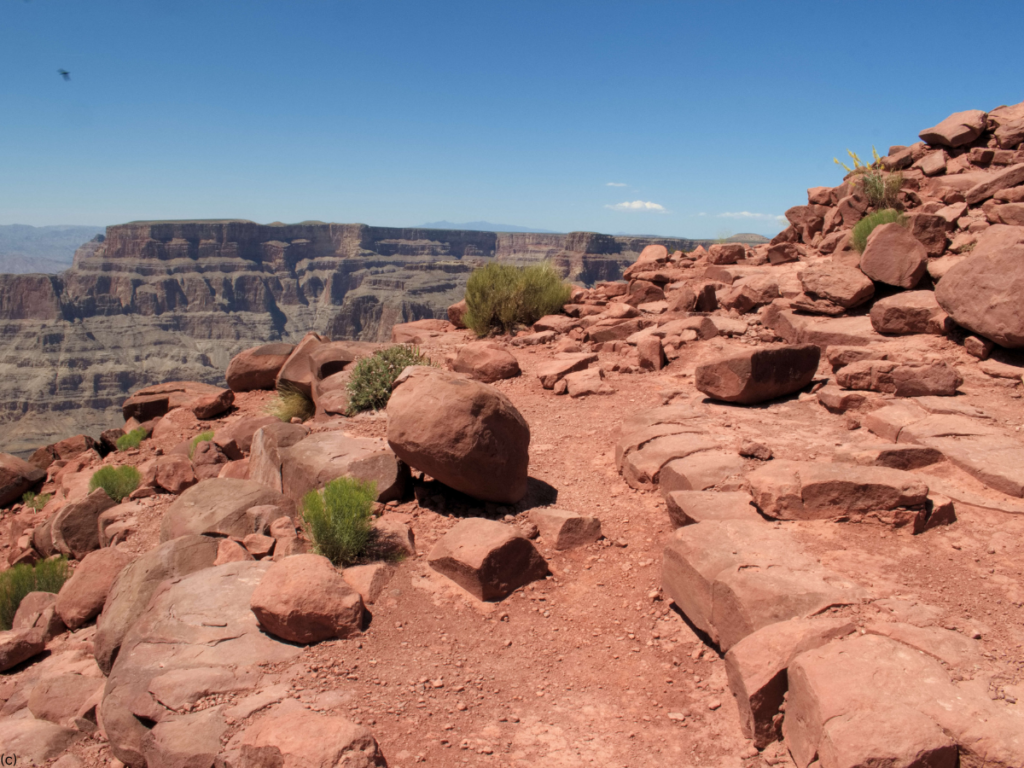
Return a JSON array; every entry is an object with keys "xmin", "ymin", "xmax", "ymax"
[
  {"xmin": 0, "ymin": 224, "xmax": 105, "ymax": 274},
  {"xmin": 416, "ymin": 221, "xmax": 561, "ymax": 234}
]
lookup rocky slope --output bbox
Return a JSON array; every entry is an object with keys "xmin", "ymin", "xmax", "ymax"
[{"xmin": 0, "ymin": 222, "xmax": 699, "ymax": 454}]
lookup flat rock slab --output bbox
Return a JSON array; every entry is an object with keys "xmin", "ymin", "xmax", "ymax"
[
  {"xmin": 0, "ymin": 717, "xmax": 82, "ymax": 765},
  {"xmin": 620, "ymin": 431, "xmax": 719, "ymax": 490},
  {"xmin": 530, "ymin": 508, "xmax": 602, "ymax": 549},
  {"xmin": 122, "ymin": 381, "xmax": 226, "ymax": 422},
  {"xmin": 662, "ymin": 520, "xmax": 865, "ymax": 651},
  {"xmin": 427, "ymin": 518, "xmax": 548, "ymax": 601},
  {"xmin": 833, "ymin": 443, "xmax": 944, "ymax": 471},
  {"xmin": 664, "ymin": 490, "xmax": 762, "ymax": 527},
  {"xmin": 536, "ymin": 353, "xmax": 598, "ymax": 389},
  {"xmin": 767, "ymin": 310, "xmax": 886, "ymax": 348},
  {"xmin": 659, "ymin": 451, "xmax": 746, "ymax": 492},
  {"xmin": 784, "ymin": 633, "xmax": 1024, "ymax": 768},
  {"xmin": 101, "ymin": 561, "xmax": 302, "ymax": 767},
  {"xmin": 695, "ymin": 344, "xmax": 821, "ymax": 405},
  {"xmin": 160, "ymin": 478, "xmax": 294, "ymax": 542}
]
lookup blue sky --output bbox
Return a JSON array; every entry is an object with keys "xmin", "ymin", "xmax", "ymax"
[{"xmin": 2, "ymin": 1, "xmax": 1023, "ymax": 238}]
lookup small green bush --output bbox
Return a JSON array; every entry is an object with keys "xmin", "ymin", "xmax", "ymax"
[
  {"xmin": 346, "ymin": 345, "xmax": 433, "ymax": 415},
  {"xmin": 860, "ymin": 170, "xmax": 904, "ymax": 210},
  {"xmin": 116, "ymin": 427, "xmax": 148, "ymax": 451},
  {"xmin": 22, "ymin": 492, "xmax": 52, "ymax": 512},
  {"xmin": 0, "ymin": 556, "xmax": 70, "ymax": 630},
  {"xmin": 188, "ymin": 430, "xmax": 215, "ymax": 459},
  {"xmin": 851, "ymin": 209, "xmax": 907, "ymax": 252},
  {"xmin": 463, "ymin": 262, "xmax": 572, "ymax": 336},
  {"xmin": 267, "ymin": 384, "xmax": 315, "ymax": 423},
  {"xmin": 88, "ymin": 465, "xmax": 141, "ymax": 503},
  {"xmin": 302, "ymin": 477, "xmax": 377, "ymax": 567}
]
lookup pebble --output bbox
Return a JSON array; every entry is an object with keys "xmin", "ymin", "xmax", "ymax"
[{"xmin": 708, "ymin": 699, "xmax": 722, "ymax": 711}]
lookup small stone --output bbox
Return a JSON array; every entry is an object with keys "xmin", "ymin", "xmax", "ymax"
[
  {"xmin": 739, "ymin": 440, "xmax": 773, "ymax": 461},
  {"xmin": 708, "ymin": 699, "xmax": 722, "ymax": 711}
]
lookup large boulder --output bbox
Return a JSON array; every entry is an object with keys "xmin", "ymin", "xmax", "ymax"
[
  {"xmin": 50, "ymin": 488, "xmax": 117, "ymax": 560},
  {"xmin": 226, "ymin": 342, "xmax": 295, "ymax": 392},
  {"xmin": 213, "ymin": 415, "xmax": 279, "ymax": 458},
  {"xmin": 100, "ymin": 561, "xmax": 302, "ymax": 767},
  {"xmin": 122, "ymin": 381, "xmax": 227, "ymax": 422},
  {"xmin": 0, "ymin": 718, "xmax": 81, "ymax": 764},
  {"xmin": 428, "ymin": 518, "xmax": 548, "ymax": 600},
  {"xmin": 859, "ymin": 223, "xmax": 928, "ymax": 289},
  {"xmin": 307, "ymin": 340, "xmax": 380, "ymax": 380},
  {"xmin": 94, "ymin": 534, "xmax": 220, "ymax": 674},
  {"xmin": 55, "ymin": 547, "xmax": 133, "ymax": 630},
  {"xmin": 12, "ymin": 591, "xmax": 66, "ymax": 641},
  {"xmin": 0, "ymin": 452, "xmax": 45, "ymax": 507},
  {"xmin": 918, "ymin": 109, "xmax": 987, "ymax": 147},
  {"xmin": 695, "ymin": 345, "xmax": 821, "ymax": 405},
  {"xmin": 387, "ymin": 367, "xmax": 531, "ymax": 504},
  {"xmin": 277, "ymin": 431, "xmax": 407, "ymax": 504},
  {"xmin": 159, "ymin": 478, "xmax": 294, "ymax": 542},
  {"xmin": 452, "ymin": 343, "xmax": 521, "ymax": 383},
  {"xmin": 275, "ymin": 332, "xmax": 324, "ymax": 398},
  {"xmin": 869, "ymin": 291, "xmax": 949, "ymax": 335},
  {"xmin": 935, "ymin": 224, "xmax": 1024, "ymax": 348},
  {"xmin": 0, "ymin": 626, "xmax": 47, "ymax": 672},
  {"xmin": 797, "ymin": 263, "xmax": 874, "ymax": 309},
  {"xmin": 250, "ymin": 554, "xmax": 365, "ymax": 643},
  {"xmin": 247, "ymin": 422, "xmax": 309, "ymax": 493}
]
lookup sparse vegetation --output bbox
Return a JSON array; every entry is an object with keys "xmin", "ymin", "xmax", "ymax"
[
  {"xmin": 851, "ymin": 209, "xmax": 907, "ymax": 252},
  {"xmin": 301, "ymin": 477, "xmax": 377, "ymax": 567},
  {"xmin": 188, "ymin": 430, "xmax": 215, "ymax": 458},
  {"xmin": 346, "ymin": 345, "xmax": 433, "ymax": 415},
  {"xmin": 88, "ymin": 465, "xmax": 141, "ymax": 502},
  {"xmin": 267, "ymin": 383, "xmax": 315, "ymax": 423},
  {"xmin": 833, "ymin": 146, "xmax": 885, "ymax": 175},
  {"xmin": 0, "ymin": 556, "xmax": 69, "ymax": 631},
  {"xmin": 463, "ymin": 262, "xmax": 572, "ymax": 337},
  {"xmin": 860, "ymin": 170, "xmax": 904, "ymax": 210},
  {"xmin": 22, "ymin": 491, "xmax": 52, "ymax": 512},
  {"xmin": 116, "ymin": 427, "xmax": 148, "ymax": 451}
]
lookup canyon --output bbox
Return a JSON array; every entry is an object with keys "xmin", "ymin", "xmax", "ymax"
[{"xmin": 0, "ymin": 222, "xmax": 706, "ymax": 454}]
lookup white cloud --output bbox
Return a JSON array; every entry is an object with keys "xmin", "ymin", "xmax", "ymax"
[
  {"xmin": 718, "ymin": 211, "xmax": 786, "ymax": 223},
  {"xmin": 606, "ymin": 182, "xmax": 628, "ymax": 187},
  {"xmin": 697, "ymin": 212, "xmax": 707, "ymax": 217},
  {"xmin": 606, "ymin": 200, "xmax": 666, "ymax": 212}
]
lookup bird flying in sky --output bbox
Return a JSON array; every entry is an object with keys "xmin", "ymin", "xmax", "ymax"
[{"xmin": 58, "ymin": 69, "xmax": 70, "ymax": 81}]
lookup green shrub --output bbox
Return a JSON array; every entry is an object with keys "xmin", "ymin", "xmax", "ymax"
[
  {"xmin": 346, "ymin": 345, "xmax": 433, "ymax": 415},
  {"xmin": 463, "ymin": 262, "xmax": 572, "ymax": 336},
  {"xmin": 116, "ymin": 427, "xmax": 148, "ymax": 451},
  {"xmin": 88, "ymin": 465, "xmax": 141, "ymax": 503},
  {"xmin": 301, "ymin": 477, "xmax": 377, "ymax": 567},
  {"xmin": 22, "ymin": 492, "xmax": 52, "ymax": 512},
  {"xmin": 188, "ymin": 430, "xmax": 215, "ymax": 459},
  {"xmin": 860, "ymin": 170, "xmax": 904, "ymax": 210},
  {"xmin": 0, "ymin": 556, "xmax": 70, "ymax": 630},
  {"xmin": 267, "ymin": 384, "xmax": 315, "ymax": 423},
  {"xmin": 851, "ymin": 209, "xmax": 907, "ymax": 252}
]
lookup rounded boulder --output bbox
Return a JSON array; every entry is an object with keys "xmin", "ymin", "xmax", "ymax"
[
  {"xmin": 386, "ymin": 367, "xmax": 530, "ymax": 504},
  {"xmin": 250, "ymin": 554, "xmax": 365, "ymax": 644}
]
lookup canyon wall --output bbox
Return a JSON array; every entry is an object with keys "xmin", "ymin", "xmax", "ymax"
[{"xmin": 0, "ymin": 221, "xmax": 699, "ymax": 453}]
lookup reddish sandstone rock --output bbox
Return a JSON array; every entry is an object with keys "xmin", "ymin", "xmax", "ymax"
[
  {"xmin": 160, "ymin": 478, "xmax": 294, "ymax": 542},
  {"xmin": 536, "ymin": 353, "xmax": 598, "ymax": 389},
  {"xmin": 391, "ymin": 318, "xmax": 454, "ymax": 344},
  {"xmin": 0, "ymin": 713, "xmax": 81, "ymax": 762},
  {"xmin": 307, "ymin": 341, "xmax": 380, "ymax": 381},
  {"xmin": 859, "ymin": 223, "xmax": 928, "ymax": 289},
  {"xmin": 122, "ymin": 381, "xmax": 228, "ymax": 422},
  {"xmin": 250, "ymin": 554, "xmax": 364, "ymax": 643},
  {"xmin": 274, "ymin": 332, "xmax": 325, "ymax": 398},
  {"xmin": 833, "ymin": 443, "xmax": 943, "ymax": 471},
  {"xmin": 529, "ymin": 508, "xmax": 602, "ymax": 550},
  {"xmin": 387, "ymin": 367, "xmax": 530, "ymax": 504},
  {"xmin": 428, "ymin": 518, "xmax": 548, "ymax": 601},
  {"xmin": 965, "ymin": 163, "xmax": 1024, "ymax": 205},
  {"xmin": 215, "ymin": 538, "xmax": 253, "ymax": 565},
  {"xmin": 707, "ymin": 243, "xmax": 745, "ymax": 265},
  {"xmin": 213, "ymin": 415, "xmax": 278, "ymax": 458},
  {"xmin": 53, "ymin": 434, "xmax": 99, "ymax": 461},
  {"xmin": 0, "ymin": 452, "xmax": 45, "ymax": 507},
  {"xmin": 226, "ymin": 342, "xmax": 295, "ymax": 392},
  {"xmin": 664, "ymin": 491, "xmax": 762, "ymax": 528},
  {"xmin": 342, "ymin": 563, "xmax": 396, "ymax": 605},
  {"xmin": 636, "ymin": 335, "xmax": 666, "ymax": 371},
  {"xmin": 747, "ymin": 460, "xmax": 929, "ymax": 521},
  {"xmin": 659, "ymin": 451, "xmax": 746, "ymax": 492},
  {"xmin": 192, "ymin": 388, "xmax": 234, "ymax": 419},
  {"xmin": 237, "ymin": 699, "xmax": 385, "ymax": 768},
  {"xmin": 725, "ymin": 617, "xmax": 856, "ymax": 747},
  {"xmin": 935, "ymin": 224, "xmax": 1024, "ymax": 348},
  {"xmin": 919, "ymin": 109, "xmax": 987, "ymax": 147},
  {"xmin": 452, "ymin": 343, "xmax": 521, "ymax": 383},
  {"xmin": 0, "ymin": 626, "xmax": 47, "ymax": 672},
  {"xmin": 28, "ymin": 672, "xmax": 104, "ymax": 727},
  {"xmin": 51, "ymin": 488, "xmax": 117, "ymax": 560},
  {"xmin": 890, "ymin": 362, "xmax": 963, "ymax": 398},
  {"xmin": 565, "ymin": 367, "xmax": 615, "ymax": 397},
  {"xmin": 447, "ymin": 299, "xmax": 468, "ymax": 329},
  {"xmin": 869, "ymin": 291, "xmax": 949, "ymax": 335},
  {"xmin": 142, "ymin": 453, "xmax": 196, "ymax": 494},
  {"xmin": 695, "ymin": 345, "xmax": 820, "ymax": 405},
  {"xmin": 277, "ymin": 431, "xmax": 407, "ymax": 504},
  {"xmin": 798, "ymin": 263, "xmax": 873, "ymax": 309},
  {"xmin": 94, "ymin": 534, "xmax": 220, "ymax": 674},
  {"xmin": 12, "ymin": 591, "xmax": 65, "ymax": 641},
  {"xmin": 55, "ymin": 547, "xmax": 133, "ymax": 630}
]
